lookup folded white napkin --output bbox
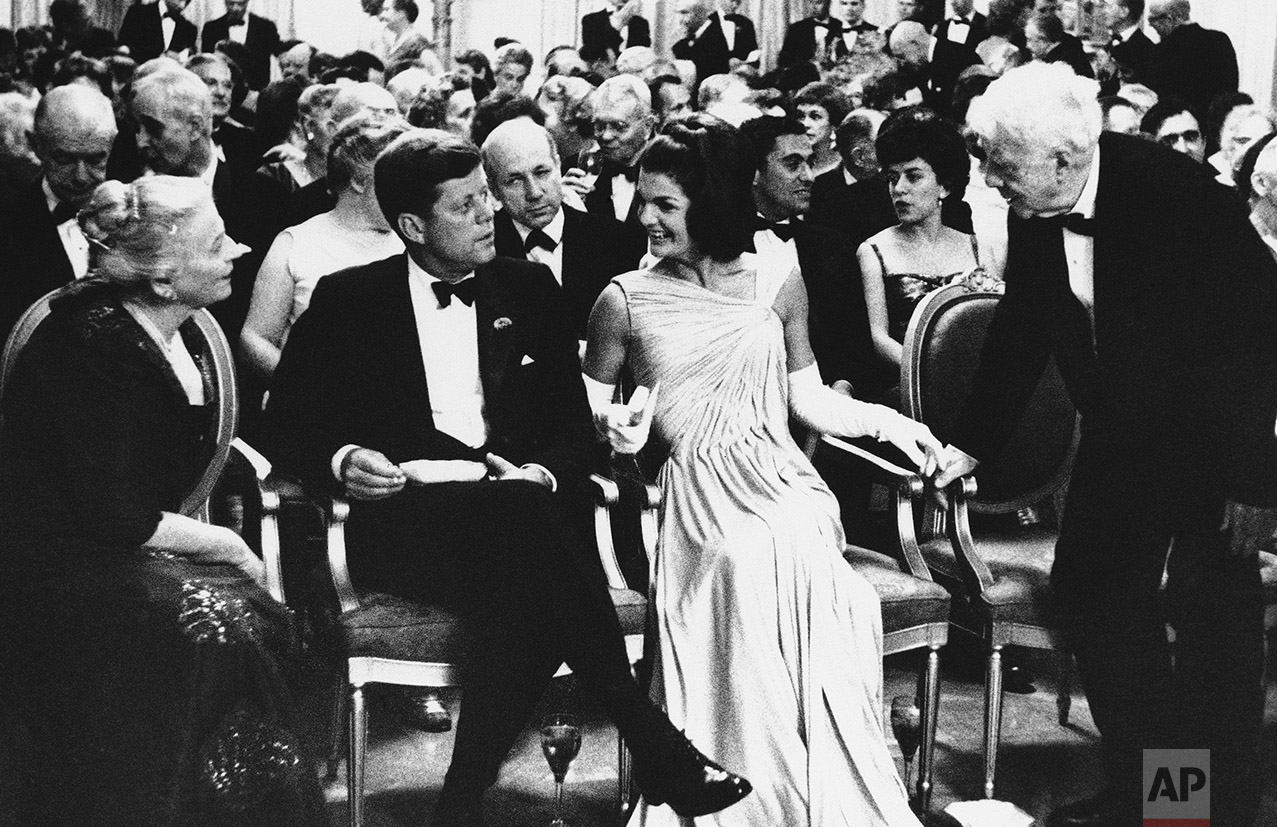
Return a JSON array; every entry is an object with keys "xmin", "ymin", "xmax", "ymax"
[
  {"xmin": 400, "ymin": 459, "xmax": 488, "ymax": 485},
  {"xmin": 944, "ymin": 800, "xmax": 1036, "ymax": 827}
]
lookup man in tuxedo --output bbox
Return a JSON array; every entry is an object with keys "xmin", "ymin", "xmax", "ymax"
[
  {"xmin": 834, "ymin": 0, "xmax": 880, "ymax": 51},
  {"xmin": 889, "ymin": 21, "xmax": 980, "ymax": 119},
  {"xmin": 1103, "ymin": 0, "xmax": 1154, "ymax": 86},
  {"xmin": 1147, "ymin": 0, "xmax": 1237, "ymax": 121},
  {"xmin": 129, "ymin": 65, "xmax": 279, "ymax": 344},
  {"xmin": 581, "ymin": 0, "xmax": 651, "ymax": 58},
  {"xmin": 720, "ymin": 0, "xmax": 759, "ymax": 66},
  {"xmin": 1024, "ymin": 12, "xmax": 1094, "ymax": 77},
  {"xmin": 117, "ymin": 0, "xmax": 198, "ymax": 62},
  {"xmin": 935, "ymin": 0, "xmax": 989, "ymax": 50},
  {"xmin": 483, "ymin": 119, "xmax": 644, "ymax": 341},
  {"xmin": 672, "ymin": 0, "xmax": 731, "ymax": 91},
  {"xmin": 740, "ymin": 116, "xmax": 892, "ymax": 541},
  {"xmin": 186, "ymin": 52, "xmax": 256, "ymax": 171},
  {"xmin": 809, "ymin": 108, "xmax": 883, "ymax": 235},
  {"xmin": 934, "ymin": 63, "xmax": 1277, "ymax": 827},
  {"xmin": 1141, "ymin": 98, "xmax": 1207, "ymax": 162},
  {"xmin": 201, "ymin": 0, "xmax": 280, "ymax": 91},
  {"xmin": 565, "ymin": 74, "xmax": 653, "ymax": 244},
  {"xmin": 779, "ymin": 0, "xmax": 849, "ymax": 71},
  {"xmin": 0, "ymin": 84, "xmax": 115, "ymax": 340},
  {"xmin": 264, "ymin": 129, "xmax": 750, "ymax": 827}
]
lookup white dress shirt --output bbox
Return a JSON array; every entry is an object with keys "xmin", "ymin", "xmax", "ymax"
[
  {"xmin": 227, "ymin": 15, "xmax": 248, "ymax": 44},
  {"xmin": 751, "ymin": 217, "xmax": 800, "ymax": 276},
  {"xmin": 161, "ymin": 12, "xmax": 177, "ymax": 51},
  {"xmin": 512, "ymin": 208, "xmax": 565, "ymax": 285},
  {"xmin": 946, "ymin": 16, "xmax": 972, "ymax": 44},
  {"xmin": 42, "ymin": 179, "xmax": 90, "ymax": 279},
  {"xmin": 610, "ymin": 173, "xmax": 636, "ymax": 223}
]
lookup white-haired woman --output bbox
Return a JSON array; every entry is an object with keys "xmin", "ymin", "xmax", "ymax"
[{"xmin": 0, "ymin": 175, "xmax": 327, "ymax": 826}]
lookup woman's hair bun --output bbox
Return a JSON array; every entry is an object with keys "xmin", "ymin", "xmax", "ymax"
[{"xmin": 79, "ymin": 179, "xmax": 138, "ymax": 249}]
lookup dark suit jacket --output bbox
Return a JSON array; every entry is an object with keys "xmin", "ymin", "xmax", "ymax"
[
  {"xmin": 924, "ymin": 38, "xmax": 981, "ymax": 118},
  {"xmin": 493, "ymin": 206, "xmax": 644, "ymax": 339},
  {"xmin": 206, "ymin": 157, "xmax": 285, "ymax": 346},
  {"xmin": 934, "ymin": 12, "xmax": 988, "ymax": 50},
  {"xmin": 580, "ymin": 10, "xmax": 650, "ymax": 56},
  {"xmin": 117, "ymin": 1, "xmax": 197, "ymax": 62},
  {"xmin": 265, "ymin": 254, "xmax": 593, "ymax": 498},
  {"xmin": 583, "ymin": 167, "xmax": 647, "ymax": 244},
  {"xmin": 1109, "ymin": 27, "xmax": 1154, "ymax": 86},
  {"xmin": 951, "ymin": 134, "xmax": 1277, "ymax": 507},
  {"xmin": 1043, "ymin": 34, "xmax": 1094, "ymax": 78},
  {"xmin": 0, "ymin": 179, "xmax": 77, "ymax": 341},
  {"xmin": 778, "ymin": 16, "xmax": 848, "ymax": 68},
  {"xmin": 791, "ymin": 220, "xmax": 894, "ymax": 397},
  {"xmin": 201, "ymin": 12, "xmax": 280, "ymax": 90},
  {"xmin": 1151, "ymin": 23, "xmax": 1239, "ymax": 120},
  {"xmin": 672, "ymin": 13, "xmax": 731, "ymax": 87},
  {"xmin": 723, "ymin": 13, "xmax": 758, "ymax": 62}
]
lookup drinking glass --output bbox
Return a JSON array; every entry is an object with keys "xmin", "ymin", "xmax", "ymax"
[
  {"xmin": 540, "ymin": 713, "xmax": 583, "ymax": 827},
  {"xmin": 577, "ymin": 144, "xmax": 603, "ymax": 190}
]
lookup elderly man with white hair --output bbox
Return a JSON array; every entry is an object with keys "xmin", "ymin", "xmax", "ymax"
[
  {"xmin": 1249, "ymin": 139, "xmax": 1277, "ymax": 259},
  {"xmin": 933, "ymin": 63, "xmax": 1277, "ymax": 827}
]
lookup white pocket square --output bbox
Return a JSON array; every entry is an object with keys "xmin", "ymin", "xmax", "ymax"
[{"xmin": 520, "ymin": 354, "xmax": 535, "ymax": 366}]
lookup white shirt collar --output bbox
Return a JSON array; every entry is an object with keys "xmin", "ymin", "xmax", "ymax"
[
  {"xmin": 1070, "ymin": 146, "xmax": 1101, "ymax": 219},
  {"xmin": 406, "ymin": 252, "xmax": 474, "ymax": 303},
  {"xmin": 198, "ymin": 142, "xmax": 219, "ymax": 188},
  {"xmin": 512, "ymin": 207, "xmax": 565, "ymax": 247},
  {"xmin": 1118, "ymin": 22, "xmax": 1140, "ymax": 41}
]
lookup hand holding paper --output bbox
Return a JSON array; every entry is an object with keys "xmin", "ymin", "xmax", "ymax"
[{"xmin": 599, "ymin": 383, "xmax": 660, "ymax": 455}]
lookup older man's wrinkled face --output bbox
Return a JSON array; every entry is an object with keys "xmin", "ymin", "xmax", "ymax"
[
  {"xmin": 132, "ymin": 84, "xmax": 205, "ymax": 175},
  {"xmin": 978, "ymin": 135, "xmax": 1070, "ymax": 217},
  {"xmin": 190, "ymin": 60, "xmax": 234, "ymax": 120},
  {"xmin": 279, "ymin": 44, "xmax": 312, "ymax": 80},
  {"xmin": 487, "ymin": 132, "xmax": 563, "ymax": 231},
  {"xmin": 33, "ymin": 111, "xmax": 116, "ymax": 208},
  {"xmin": 593, "ymin": 94, "xmax": 652, "ymax": 166}
]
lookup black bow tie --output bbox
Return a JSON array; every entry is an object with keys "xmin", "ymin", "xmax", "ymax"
[
  {"xmin": 752, "ymin": 215, "xmax": 798, "ymax": 242},
  {"xmin": 51, "ymin": 200, "xmax": 78, "ymax": 225},
  {"xmin": 1032, "ymin": 213, "xmax": 1094, "ymax": 236},
  {"xmin": 524, "ymin": 228, "xmax": 557, "ymax": 254},
  {"xmin": 432, "ymin": 277, "xmax": 476, "ymax": 308},
  {"xmin": 604, "ymin": 162, "xmax": 638, "ymax": 183},
  {"xmin": 228, "ymin": 18, "xmax": 247, "ymax": 27},
  {"xmin": 950, "ymin": 16, "xmax": 969, "ymax": 23}
]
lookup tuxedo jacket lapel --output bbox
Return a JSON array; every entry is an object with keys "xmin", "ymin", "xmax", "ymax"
[
  {"xmin": 380, "ymin": 257, "xmax": 435, "ymax": 432},
  {"xmin": 475, "ymin": 262, "xmax": 519, "ymax": 416}
]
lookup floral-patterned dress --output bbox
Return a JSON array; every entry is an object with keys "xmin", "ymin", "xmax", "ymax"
[
  {"xmin": 0, "ymin": 283, "xmax": 325, "ymax": 826},
  {"xmin": 871, "ymin": 233, "xmax": 999, "ymax": 342}
]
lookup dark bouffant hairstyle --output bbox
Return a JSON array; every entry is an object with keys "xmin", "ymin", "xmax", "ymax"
[
  {"xmin": 375, "ymin": 129, "xmax": 481, "ymax": 238},
  {"xmin": 637, "ymin": 113, "xmax": 756, "ymax": 262},
  {"xmin": 875, "ymin": 106, "xmax": 971, "ymax": 200}
]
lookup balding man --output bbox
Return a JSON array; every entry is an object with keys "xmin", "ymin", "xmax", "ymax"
[
  {"xmin": 1148, "ymin": 0, "xmax": 1238, "ymax": 120},
  {"xmin": 483, "ymin": 119, "xmax": 644, "ymax": 340},
  {"xmin": 889, "ymin": 20, "xmax": 978, "ymax": 119},
  {"xmin": 933, "ymin": 63, "xmax": 1277, "ymax": 827},
  {"xmin": 0, "ymin": 84, "xmax": 115, "ymax": 338},
  {"xmin": 130, "ymin": 66, "xmax": 278, "ymax": 342}
]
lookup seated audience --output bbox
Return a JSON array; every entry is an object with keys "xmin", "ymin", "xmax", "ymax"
[
  {"xmin": 857, "ymin": 109, "xmax": 990, "ymax": 373},
  {"xmin": 1141, "ymin": 97, "xmax": 1206, "ymax": 162},
  {"xmin": 0, "ymin": 174, "xmax": 325, "ymax": 826},
  {"xmin": 263, "ymin": 127, "xmax": 752, "ymax": 827},
  {"xmin": 241, "ymin": 114, "xmax": 408, "ymax": 383}
]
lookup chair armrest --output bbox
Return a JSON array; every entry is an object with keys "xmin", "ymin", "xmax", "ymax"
[
  {"xmin": 943, "ymin": 475, "xmax": 998, "ymax": 597},
  {"xmin": 588, "ymin": 473, "xmax": 629, "ymax": 590},
  {"xmin": 228, "ymin": 438, "xmax": 285, "ymax": 603}
]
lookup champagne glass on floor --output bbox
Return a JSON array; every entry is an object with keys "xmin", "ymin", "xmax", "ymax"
[
  {"xmin": 890, "ymin": 695, "xmax": 921, "ymax": 793},
  {"xmin": 541, "ymin": 713, "xmax": 583, "ymax": 827}
]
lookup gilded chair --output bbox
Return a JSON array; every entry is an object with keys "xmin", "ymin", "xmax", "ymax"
[
  {"xmin": 272, "ymin": 468, "xmax": 646, "ymax": 827},
  {"xmin": 806, "ymin": 431, "xmax": 951, "ymax": 814},
  {"xmin": 898, "ymin": 284, "xmax": 1079, "ymax": 801}
]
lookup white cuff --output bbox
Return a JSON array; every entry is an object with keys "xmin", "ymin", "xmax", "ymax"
[
  {"xmin": 520, "ymin": 462, "xmax": 558, "ymax": 492},
  {"xmin": 331, "ymin": 444, "xmax": 361, "ymax": 482}
]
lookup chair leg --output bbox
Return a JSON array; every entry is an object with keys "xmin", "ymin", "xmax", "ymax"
[
  {"xmin": 915, "ymin": 644, "xmax": 941, "ymax": 815},
  {"xmin": 348, "ymin": 682, "xmax": 367, "ymax": 827},
  {"xmin": 327, "ymin": 668, "xmax": 347, "ymax": 780},
  {"xmin": 1057, "ymin": 654, "xmax": 1073, "ymax": 726},
  {"xmin": 983, "ymin": 645, "xmax": 1004, "ymax": 800}
]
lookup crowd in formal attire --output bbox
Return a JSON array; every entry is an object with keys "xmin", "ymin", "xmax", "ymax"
[{"xmin": 2, "ymin": 0, "xmax": 1277, "ymax": 826}]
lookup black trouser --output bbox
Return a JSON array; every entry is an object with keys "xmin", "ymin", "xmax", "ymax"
[
  {"xmin": 349, "ymin": 480, "xmax": 649, "ymax": 802},
  {"xmin": 1050, "ymin": 440, "xmax": 1264, "ymax": 827}
]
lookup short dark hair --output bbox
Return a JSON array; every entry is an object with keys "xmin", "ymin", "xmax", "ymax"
[
  {"xmin": 792, "ymin": 81, "xmax": 851, "ymax": 128},
  {"xmin": 1140, "ymin": 96, "xmax": 1194, "ymax": 135},
  {"xmin": 375, "ymin": 128, "xmax": 482, "ymax": 238},
  {"xmin": 875, "ymin": 106, "xmax": 971, "ymax": 199},
  {"xmin": 49, "ymin": 53, "xmax": 112, "ymax": 98},
  {"xmin": 469, "ymin": 89, "xmax": 544, "ymax": 146},
  {"xmin": 647, "ymin": 75, "xmax": 683, "ymax": 118},
  {"xmin": 637, "ymin": 113, "xmax": 755, "ymax": 262},
  {"xmin": 455, "ymin": 49, "xmax": 494, "ymax": 86},
  {"xmin": 393, "ymin": 0, "xmax": 419, "ymax": 24},
  {"xmin": 738, "ymin": 114, "xmax": 808, "ymax": 173},
  {"xmin": 834, "ymin": 111, "xmax": 877, "ymax": 157}
]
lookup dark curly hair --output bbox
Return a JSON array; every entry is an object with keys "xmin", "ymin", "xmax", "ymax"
[
  {"xmin": 875, "ymin": 106, "xmax": 971, "ymax": 200},
  {"xmin": 637, "ymin": 113, "xmax": 756, "ymax": 262}
]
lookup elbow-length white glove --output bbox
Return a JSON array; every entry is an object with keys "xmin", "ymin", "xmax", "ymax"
[
  {"xmin": 583, "ymin": 376, "xmax": 659, "ymax": 455},
  {"xmin": 788, "ymin": 364, "xmax": 941, "ymax": 474}
]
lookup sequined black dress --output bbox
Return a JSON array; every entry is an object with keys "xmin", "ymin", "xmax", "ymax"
[{"xmin": 0, "ymin": 283, "xmax": 325, "ymax": 827}]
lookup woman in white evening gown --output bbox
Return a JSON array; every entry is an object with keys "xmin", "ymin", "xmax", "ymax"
[{"xmin": 583, "ymin": 115, "xmax": 941, "ymax": 826}]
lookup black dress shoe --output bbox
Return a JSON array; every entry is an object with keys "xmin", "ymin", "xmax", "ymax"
[
  {"xmin": 401, "ymin": 689, "xmax": 452, "ymax": 733},
  {"xmin": 634, "ymin": 728, "xmax": 752, "ymax": 817},
  {"xmin": 1047, "ymin": 791, "xmax": 1127, "ymax": 827}
]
